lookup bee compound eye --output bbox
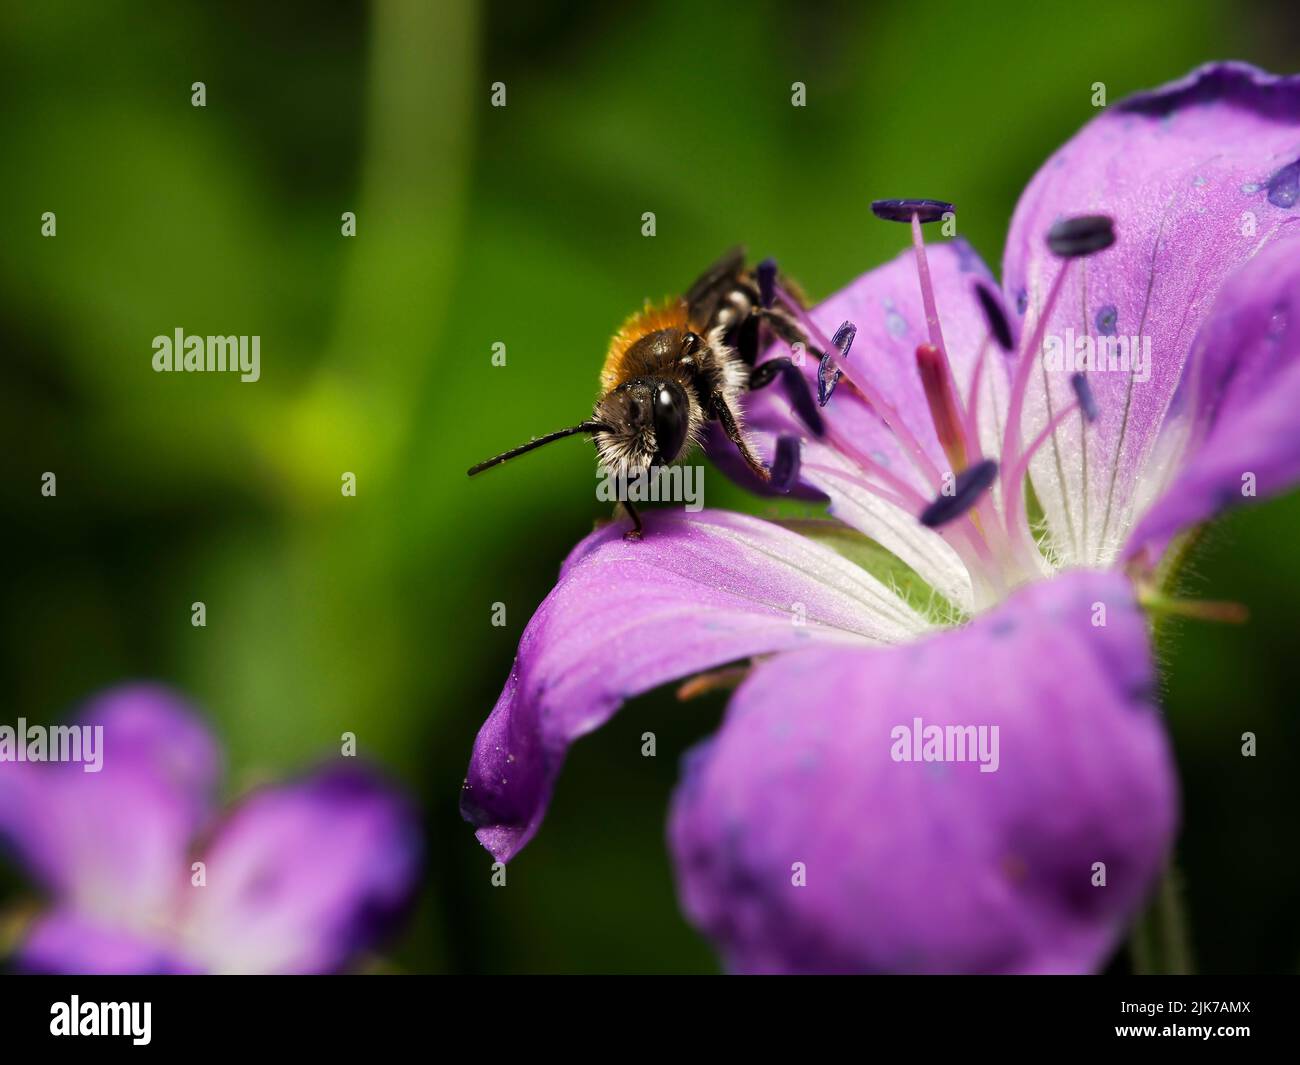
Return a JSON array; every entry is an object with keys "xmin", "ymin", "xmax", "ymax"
[
  {"xmin": 681, "ymin": 331, "xmax": 701, "ymax": 357},
  {"xmin": 652, "ymin": 382, "xmax": 689, "ymax": 463}
]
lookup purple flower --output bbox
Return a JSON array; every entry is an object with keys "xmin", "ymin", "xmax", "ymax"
[
  {"xmin": 0, "ymin": 685, "xmax": 421, "ymax": 974},
  {"xmin": 462, "ymin": 62, "xmax": 1300, "ymax": 972}
]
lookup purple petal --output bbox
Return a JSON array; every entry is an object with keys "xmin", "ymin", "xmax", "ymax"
[
  {"xmin": 178, "ymin": 765, "xmax": 421, "ymax": 974},
  {"xmin": 16, "ymin": 909, "xmax": 199, "ymax": 975},
  {"xmin": 461, "ymin": 509, "xmax": 930, "ymax": 863},
  {"xmin": 1126, "ymin": 233, "xmax": 1300, "ymax": 559},
  {"xmin": 669, "ymin": 569, "xmax": 1177, "ymax": 974},
  {"xmin": 0, "ymin": 684, "xmax": 220, "ymax": 926},
  {"xmin": 1002, "ymin": 62, "xmax": 1300, "ymax": 566}
]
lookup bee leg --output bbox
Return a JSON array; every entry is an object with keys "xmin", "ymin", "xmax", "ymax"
[
  {"xmin": 711, "ymin": 391, "xmax": 771, "ymax": 482},
  {"xmin": 732, "ymin": 315, "xmax": 762, "ymax": 366},
  {"xmin": 755, "ymin": 305, "xmax": 817, "ymax": 353},
  {"xmin": 747, "ymin": 357, "xmax": 789, "ymax": 390},
  {"xmin": 619, "ymin": 499, "xmax": 644, "ymax": 540},
  {"xmin": 748, "ymin": 357, "xmax": 825, "ymax": 437},
  {"xmin": 750, "ymin": 306, "xmax": 832, "ymax": 436}
]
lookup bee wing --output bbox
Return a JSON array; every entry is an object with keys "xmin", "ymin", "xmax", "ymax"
[{"xmin": 685, "ymin": 245, "xmax": 747, "ymax": 329}]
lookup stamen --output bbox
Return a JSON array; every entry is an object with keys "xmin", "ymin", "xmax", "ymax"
[
  {"xmin": 871, "ymin": 198, "xmax": 953, "ymax": 224},
  {"xmin": 974, "ymin": 282, "xmax": 1014, "ymax": 351},
  {"xmin": 957, "ymin": 330, "xmax": 1007, "ymax": 565},
  {"xmin": 1001, "ymin": 369, "xmax": 1103, "ymax": 555},
  {"xmin": 757, "ymin": 329, "xmax": 934, "ymax": 513},
  {"xmin": 775, "ymin": 285, "xmax": 945, "ymax": 490},
  {"xmin": 771, "ymin": 434, "xmax": 801, "ymax": 493},
  {"xmin": 1045, "ymin": 215, "xmax": 1116, "ymax": 258},
  {"xmin": 904, "ymin": 210, "xmax": 951, "ymax": 357},
  {"xmin": 1001, "ymin": 398, "xmax": 1082, "ymax": 530},
  {"xmin": 1000, "ymin": 263, "xmax": 1070, "ymax": 496},
  {"xmin": 816, "ymin": 354, "xmax": 839, "ymax": 405},
  {"xmin": 896, "ymin": 207, "xmax": 974, "ymax": 472},
  {"xmin": 801, "ymin": 460, "xmax": 919, "ymax": 513},
  {"xmin": 817, "ymin": 321, "xmax": 856, "ymax": 406},
  {"xmin": 756, "ymin": 258, "xmax": 777, "ymax": 308},
  {"xmin": 916, "ymin": 343, "xmax": 967, "ymax": 471},
  {"xmin": 920, "ymin": 459, "xmax": 998, "ymax": 528},
  {"xmin": 1070, "ymin": 371, "xmax": 1099, "ymax": 423},
  {"xmin": 766, "ymin": 248, "xmax": 1005, "ymax": 587},
  {"xmin": 806, "ymin": 452, "xmax": 1003, "ymax": 587},
  {"xmin": 1001, "ymin": 215, "xmax": 1114, "ymax": 528},
  {"xmin": 961, "ymin": 338, "xmax": 990, "ymax": 463},
  {"xmin": 802, "ymin": 417, "xmax": 938, "ymax": 507}
]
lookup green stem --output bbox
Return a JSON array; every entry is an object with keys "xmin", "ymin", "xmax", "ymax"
[
  {"xmin": 1139, "ymin": 591, "xmax": 1248, "ymax": 624},
  {"xmin": 1127, "ymin": 524, "xmax": 1207, "ymax": 975},
  {"xmin": 1130, "ymin": 864, "xmax": 1194, "ymax": 975}
]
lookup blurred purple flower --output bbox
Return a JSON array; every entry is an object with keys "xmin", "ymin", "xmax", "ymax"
[
  {"xmin": 461, "ymin": 63, "xmax": 1300, "ymax": 972},
  {"xmin": 0, "ymin": 685, "xmax": 421, "ymax": 974}
]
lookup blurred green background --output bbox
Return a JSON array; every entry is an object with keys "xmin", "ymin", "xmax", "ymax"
[{"xmin": 2, "ymin": 0, "xmax": 1298, "ymax": 973}]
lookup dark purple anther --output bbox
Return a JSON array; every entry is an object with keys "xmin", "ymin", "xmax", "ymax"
[
  {"xmin": 1046, "ymin": 215, "xmax": 1116, "ymax": 257},
  {"xmin": 771, "ymin": 435, "xmax": 801, "ymax": 493},
  {"xmin": 816, "ymin": 321, "xmax": 854, "ymax": 408},
  {"xmin": 831, "ymin": 320, "xmax": 857, "ymax": 356},
  {"xmin": 817, "ymin": 352, "xmax": 842, "ymax": 406},
  {"xmin": 974, "ymin": 283, "xmax": 1014, "ymax": 351},
  {"xmin": 756, "ymin": 258, "xmax": 778, "ymax": 308},
  {"xmin": 870, "ymin": 199, "xmax": 954, "ymax": 224},
  {"xmin": 1071, "ymin": 372, "xmax": 1099, "ymax": 423},
  {"xmin": 920, "ymin": 459, "xmax": 999, "ymax": 528}
]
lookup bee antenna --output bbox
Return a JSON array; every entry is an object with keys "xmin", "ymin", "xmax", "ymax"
[{"xmin": 467, "ymin": 421, "xmax": 609, "ymax": 476}]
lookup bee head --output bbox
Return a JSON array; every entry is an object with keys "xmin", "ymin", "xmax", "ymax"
[{"xmin": 593, "ymin": 376, "xmax": 693, "ymax": 474}]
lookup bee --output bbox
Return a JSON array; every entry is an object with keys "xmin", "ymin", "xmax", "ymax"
[{"xmin": 467, "ymin": 248, "xmax": 826, "ymax": 538}]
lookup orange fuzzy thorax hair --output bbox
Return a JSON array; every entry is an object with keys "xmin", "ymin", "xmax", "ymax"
[{"xmin": 600, "ymin": 298, "xmax": 689, "ymax": 392}]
